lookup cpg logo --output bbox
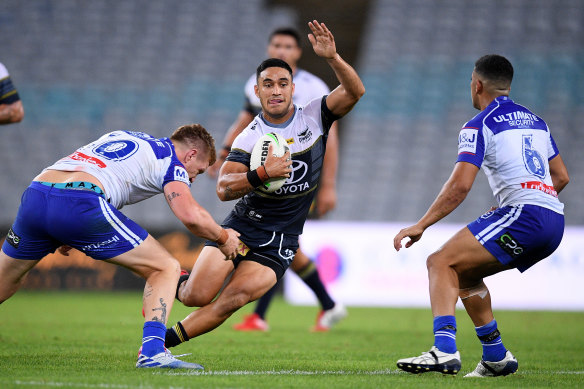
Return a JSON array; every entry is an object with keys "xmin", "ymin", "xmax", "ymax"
[
  {"xmin": 495, "ymin": 231, "xmax": 524, "ymax": 259},
  {"xmin": 93, "ymin": 140, "xmax": 138, "ymax": 161}
]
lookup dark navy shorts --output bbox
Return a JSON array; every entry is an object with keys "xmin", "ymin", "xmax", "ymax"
[
  {"xmin": 205, "ymin": 211, "xmax": 299, "ymax": 280},
  {"xmin": 2, "ymin": 182, "xmax": 148, "ymax": 260},
  {"xmin": 467, "ymin": 204, "xmax": 564, "ymax": 272}
]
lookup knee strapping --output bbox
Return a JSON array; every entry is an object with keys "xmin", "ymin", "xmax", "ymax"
[{"xmin": 459, "ymin": 281, "xmax": 488, "ymax": 300}]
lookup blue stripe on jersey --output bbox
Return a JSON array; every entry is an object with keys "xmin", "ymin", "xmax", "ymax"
[
  {"xmin": 549, "ymin": 134, "xmax": 559, "ymax": 160},
  {"xmin": 123, "ymin": 131, "xmax": 189, "ymax": 188}
]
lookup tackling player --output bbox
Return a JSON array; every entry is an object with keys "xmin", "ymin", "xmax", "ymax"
[
  {"xmin": 210, "ymin": 27, "xmax": 347, "ymax": 333},
  {"xmin": 0, "ymin": 124, "xmax": 240, "ymax": 369},
  {"xmin": 164, "ymin": 21, "xmax": 364, "ymax": 356},
  {"xmin": 393, "ymin": 54, "xmax": 569, "ymax": 377}
]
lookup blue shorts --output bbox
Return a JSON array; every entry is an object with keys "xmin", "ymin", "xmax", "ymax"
[
  {"xmin": 205, "ymin": 211, "xmax": 299, "ymax": 280},
  {"xmin": 467, "ymin": 204, "xmax": 564, "ymax": 272},
  {"xmin": 2, "ymin": 182, "xmax": 148, "ymax": 260}
]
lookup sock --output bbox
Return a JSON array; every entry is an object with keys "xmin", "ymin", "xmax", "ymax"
[
  {"xmin": 165, "ymin": 321, "xmax": 190, "ymax": 348},
  {"xmin": 476, "ymin": 319, "xmax": 507, "ymax": 362},
  {"xmin": 175, "ymin": 273, "xmax": 190, "ymax": 302},
  {"xmin": 298, "ymin": 261, "xmax": 335, "ymax": 311},
  {"xmin": 141, "ymin": 321, "xmax": 167, "ymax": 357},
  {"xmin": 433, "ymin": 315, "xmax": 457, "ymax": 354},
  {"xmin": 254, "ymin": 281, "xmax": 278, "ymax": 319}
]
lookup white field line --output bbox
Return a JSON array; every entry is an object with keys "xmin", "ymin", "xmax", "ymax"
[{"xmin": 9, "ymin": 370, "xmax": 584, "ymax": 388}]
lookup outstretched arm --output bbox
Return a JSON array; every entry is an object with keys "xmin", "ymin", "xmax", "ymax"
[
  {"xmin": 163, "ymin": 181, "xmax": 240, "ymax": 260},
  {"xmin": 307, "ymin": 20, "xmax": 365, "ymax": 118},
  {"xmin": 394, "ymin": 162, "xmax": 479, "ymax": 251}
]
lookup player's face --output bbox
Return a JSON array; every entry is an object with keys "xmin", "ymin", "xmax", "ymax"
[
  {"xmin": 255, "ymin": 67, "xmax": 295, "ymax": 121},
  {"xmin": 267, "ymin": 35, "xmax": 301, "ymax": 68},
  {"xmin": 470, "ymin": 70, "xmax": 480, "ymax": 110},
  {"xmin": 184, "ymin": 149, "xmax": 210, "ymax": 182}
]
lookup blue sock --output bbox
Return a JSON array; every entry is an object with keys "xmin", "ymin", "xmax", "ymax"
[
  {"xmin": 433, "ymin": 315, "xmax": 457, "ymax": 354},
  {"xmin": 141, "ymin": 321, "xmax": 167, "ymax": 357},
  {"xmin": 476, "ymin": 319, "xmax": 507, "ymax": 362}
]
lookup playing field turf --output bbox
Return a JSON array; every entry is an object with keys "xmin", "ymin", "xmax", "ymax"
[{"xmin": 1, "ymin": 291, "xmax": 583, "ymax": 388}]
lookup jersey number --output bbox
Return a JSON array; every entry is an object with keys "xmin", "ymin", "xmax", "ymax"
[{"xmin": 522, "ymin": 135, "xmax": 545, "ymax": 179}]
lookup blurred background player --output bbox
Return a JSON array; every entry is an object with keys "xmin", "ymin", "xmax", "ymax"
[
  {"xmin": 209, "ymin": 27, "xmax": 347, "ymax": 333},
  {"xmin": 0, "ymin": 62, "xmax": 24, "ymax": 124},
  {"xmin": 0, "ymin": 124, "xmax": 240, "ymax": 369},
  {"xmin": 393, "ymin": 55, "xmax": 569, "ymax": 377},
  {"xmin": 164, "ymin": 20, "xmax": 364, "ymax": 354}
]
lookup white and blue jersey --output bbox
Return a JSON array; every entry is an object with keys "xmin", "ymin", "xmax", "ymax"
[
  {"xmin": 46, "ymin": 131, "xmax": 191, "ymax": 209},
  {"xmin": 2, "ymin": 131, "xmax": 190, "ymax": 260},
  {"xmin": 459, "ymin": 96, "xmax": 565, "ymax": 271},
  {"xmin": 457, "ymin": 96, "xmax": 563, "ymax": 214}
]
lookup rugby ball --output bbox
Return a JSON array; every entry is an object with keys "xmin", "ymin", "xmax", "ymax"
[{"xmin": 250, "ymin": 132, "xmax": 289, "ymax": 193}]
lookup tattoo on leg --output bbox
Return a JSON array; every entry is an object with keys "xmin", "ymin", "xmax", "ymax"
[
  {"xmin": 144, "ymin": 283, "xmax": 153, "ymax": 299},
  {"xmin": 151, "ymin": 298, "xmax": 167, "ymax": 323}
]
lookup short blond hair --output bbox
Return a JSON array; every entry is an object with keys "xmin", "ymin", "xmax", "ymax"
[{"xmin": 170, "ymin": 124, "xmax": 217, "ymax": 165}]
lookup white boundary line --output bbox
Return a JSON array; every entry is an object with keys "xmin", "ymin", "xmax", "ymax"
[{"xmin": 9, "ymin": 370, "xmax": 584, "ymax": 388}]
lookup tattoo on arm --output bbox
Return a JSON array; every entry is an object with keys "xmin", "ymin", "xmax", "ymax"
[
  {"xmin": 224, "ymin": 185, "xmax": 250, "ymax": 201},
  {"xmin": 166, "ymin": 192, "xmax": 181, "ymax": 202},
  {"xmin": 151, "ymin": 298, "xmax": 167, "ymax": 324}
]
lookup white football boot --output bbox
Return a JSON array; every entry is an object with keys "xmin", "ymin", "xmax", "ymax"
[
  {"xmin": 397, "ymin": 346, "xmax": 461, "ymax": 375},
  {"xmin": 464, "ymin": 350, "xmax": 518, "ymax": 377},
  {"xmin": 312, "ymin": 303, "xmax": 348, "ymax": 332},
  {"xmin": 136, "ymin": 348, "xmax": 204, "ymax": 369}
]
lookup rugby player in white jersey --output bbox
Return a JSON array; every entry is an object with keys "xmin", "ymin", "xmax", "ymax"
[
  {"xmin": 164, "ymin": 20, "xmax": 364, "ymax": 355},
  {"xmin": 209, "ymin": 27, "xmax": 346, "ymax": 332},
  {"xmin": 0, "ymin": 62, "xmax": 24, "ymax": 124},
  {"xmin": 0, "ymin": 124, "xmax": 240, "ymax": 369},
  {"xmin": 393, "ymin": 55, "xmax": 569, "ymax": 377}
]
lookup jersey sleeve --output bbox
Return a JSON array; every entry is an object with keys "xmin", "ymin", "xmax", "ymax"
[
  {"xmin": 456, "ymin": 124, "xmax": 485, "ymax": 168},
  {"xmin": 0, "ymin": 63, "xmax": 21, "ymax": 105},
  {"xmin": 162, "ymin": 155, "xmax": 191, "ymax": 188},
  {"xmin": 302, "ymin": 96, "xmax": 340, "ymax": 136},
  {"xmin": 547, "ymin": 132, "xmax": 560, "ymax": 161}
]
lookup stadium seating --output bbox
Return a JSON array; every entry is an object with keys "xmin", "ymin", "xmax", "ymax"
[{"xmin": 0, "ymin": 0, "xmax": 582, "ymax": 228}]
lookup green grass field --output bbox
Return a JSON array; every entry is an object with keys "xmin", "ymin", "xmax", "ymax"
[{"xmin": 1, "ymin": 291, "xmax": 583, "ymax": 388}]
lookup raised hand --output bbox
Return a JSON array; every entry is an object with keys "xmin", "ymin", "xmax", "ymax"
[{"xmin": 307, "ymin": 20, "xmax": 337, "ymax": 59}]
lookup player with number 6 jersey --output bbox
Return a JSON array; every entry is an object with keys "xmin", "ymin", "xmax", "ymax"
[{"xmin": 393, "ymin": 55, "xmax": 569, "ymax": 377}]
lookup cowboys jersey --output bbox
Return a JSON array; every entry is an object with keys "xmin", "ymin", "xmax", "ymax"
[{"xmin": 227, "ymin": 96, "xmax": 339, "ymax": 235}]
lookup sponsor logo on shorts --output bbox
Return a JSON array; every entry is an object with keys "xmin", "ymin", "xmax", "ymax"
[
  {"xmin": 496, "ymin": 231, "xmax": 524, "ymax": 258},
  {"xmin": 237, "ymin": 240, "xmax": 250, "ymax": 257},
  {"xmin": 82, "ymin": 235, "xmax": 121, "ymax": 251},
  {"xmin": 6, "ymin": 228, "xmax": 20, "ymax": 248},
  {"xmin": 68, "ymin": 151, "xmax": 107, "ymax": 168}
]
